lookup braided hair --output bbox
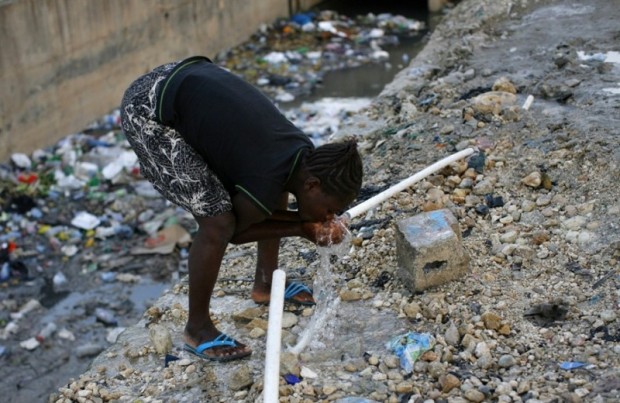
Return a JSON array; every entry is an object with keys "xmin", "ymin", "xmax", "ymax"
[{"xmin": 303, "ymin": 138, "xmax": 363, "ymax": 202}]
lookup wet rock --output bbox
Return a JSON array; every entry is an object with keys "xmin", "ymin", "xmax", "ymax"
[
  {"xmin": 340, "ymin": 289, "xmax": 363, "ymax": 301},
  {"xmin": 281, "ymin": 312, "xmax": 298, "ymax": 328},
  {"xmin": 229, "ymin": 364, "xmax": 253, "ymax": 391},
  {"xmin": 232, "ymin": 307, "xmax": 263, "ymax": 323},
  {"xmin": 492, "ymin": 77, "xmax": 517, "ymax": 94},
  {"xmin": 148, "ymin": 324, "xmax": 172, "ymax": 354},
  {"xmin": 280, "ymin": 351, "xmax": 300, "ymax": 377}
]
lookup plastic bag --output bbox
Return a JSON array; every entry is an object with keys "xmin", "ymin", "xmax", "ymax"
[{"xmin": 386, "ymin": 331, "xmax": 435, "ymax": 373}]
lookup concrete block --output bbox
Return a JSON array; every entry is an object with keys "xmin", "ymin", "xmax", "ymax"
[{"xmin": 395, "ymin": 209, "xmax": 469, "ymax": 292}]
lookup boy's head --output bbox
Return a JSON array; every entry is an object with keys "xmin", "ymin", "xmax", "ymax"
[{"xmin": 296, "ymin": 139, "xmax": 363, "ymax": 222}]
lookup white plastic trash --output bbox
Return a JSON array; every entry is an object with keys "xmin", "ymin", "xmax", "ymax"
[
  {"xmin": 102, "ymin": 150, "xmax": 138, "ymax": 180},
  {"xmin": 71, "ymin": 211, "xmax": 101, "ymax": 230},
  {"xmin": 10, "ymin": 153, "xmax": 32, "ymax": 169}
]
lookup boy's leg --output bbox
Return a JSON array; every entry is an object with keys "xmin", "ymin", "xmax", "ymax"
[
  {"xmin": 251, "ymin": 193, "xmax": 314, "ymax": 305},
  {"xmin": 184, "ymin": 213, "xmax": 251, "ymax": 359}
]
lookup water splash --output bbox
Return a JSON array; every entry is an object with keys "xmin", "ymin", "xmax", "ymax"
[{"xmin": 288, "ymin": 220, "xmax": 351, "ymax": 354}]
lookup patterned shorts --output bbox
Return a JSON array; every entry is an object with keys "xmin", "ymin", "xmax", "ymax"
[{"xmin": 120, "ymin": 62, "xmax": 232, "ymax": 217}]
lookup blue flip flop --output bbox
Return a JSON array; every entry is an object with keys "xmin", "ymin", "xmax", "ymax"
[
  {"xmin": 284, "ymin": 282, "xmax": 316, "ymax": 306},
  {"xmin": 183, "ymin": 333, "xmax": 251, "ymax": 362}
]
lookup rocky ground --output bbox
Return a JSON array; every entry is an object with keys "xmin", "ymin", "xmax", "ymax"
[{"xmin": 5, "ymin": 0, "xmax": 620, "ymax": 402}]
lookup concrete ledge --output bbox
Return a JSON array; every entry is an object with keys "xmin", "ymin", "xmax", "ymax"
[{"xmin": 0, "ymin": 0, "xmax": 320, "ymax": 161}]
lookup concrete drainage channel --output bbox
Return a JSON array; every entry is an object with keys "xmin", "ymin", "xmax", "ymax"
[{"xmin": 0, "ymin": 2, "xmax": 434, "ymax": 402}]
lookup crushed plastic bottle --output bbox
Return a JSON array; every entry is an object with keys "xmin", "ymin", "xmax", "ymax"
[{"xmin": 36, "ymin": 322, "xmax": 58, "ymax": 342}]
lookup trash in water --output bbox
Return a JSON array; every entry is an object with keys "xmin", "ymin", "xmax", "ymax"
[
  {"xmin": 36, "ymin": 322, "xmax": 58, "ymax": 343},
  {"xmin": 386, "ymin": 331, "xmax": 435, "ymax": 373},
  {"xmin": 559, "ymin": 361, "xmax": 588, "ymax": 370}
]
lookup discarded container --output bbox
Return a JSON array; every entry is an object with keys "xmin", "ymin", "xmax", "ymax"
[
  {"xmin": 386, "ymin": 331, "xmax": 435, "ymax": 373},
  {"xmin": 36, "ymin": 322, "xmax": 58, "ymax": 342}
]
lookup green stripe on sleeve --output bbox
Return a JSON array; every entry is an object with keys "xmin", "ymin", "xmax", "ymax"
[
  {"xmin": 158, "ymin": 59, "xmax": 205, "ymax": 122},
  {"xmin": 235, "ymin": 185, "xmax": 272, "ymax": 215}
]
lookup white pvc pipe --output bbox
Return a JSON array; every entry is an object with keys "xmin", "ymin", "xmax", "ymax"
[
  {"xmin": 263, "ymin": 269, "xmax": 286, "ymax": 403},
  {"xmin": 344, "ymin": 147, "xmax": 476, "ymax": 220}
]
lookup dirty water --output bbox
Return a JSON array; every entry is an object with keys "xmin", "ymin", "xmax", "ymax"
[{"xmin": 0, "ymin": 2, "xmax": 433, "ymax": 402}]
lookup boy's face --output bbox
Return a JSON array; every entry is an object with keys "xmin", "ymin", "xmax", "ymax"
[{"xmin": 296, "ymin": 178, "xmax": 352, "ymax": 222}]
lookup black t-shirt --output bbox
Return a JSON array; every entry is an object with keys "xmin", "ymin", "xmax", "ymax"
[{"xmin": 158, "ymin": 57, "xmax": 313, "ymax": 215}]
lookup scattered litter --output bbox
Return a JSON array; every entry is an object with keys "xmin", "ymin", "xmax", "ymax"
[
  {"xmin": 300, "ymin": 366, "xmax": 318, "ymax": 379},
  {"xmin": 164, "ymin": 353, "xmax": 180, "ymax": 368},
  {"xmin": 19, "ymin": 337, "xmax": 40, "ymax": 351},
  {"xmin": 71, "ymin": 211, "xmax": 101, "ymax": 230},
  {"xmin": 35, "ymin": 322, "xmax": 58, "ymax": 342},
  {"xmin": 57, "ymin": 328, "xmax": 76, "ymax": 341},
  {"xmin": 559, "ymin": 361, "xmax": 588, "ymax": 370},
  {"xmin": 386, "ymin": 331, "xmax": 435, "ymax": 373},
  {"xmin": 284, "ymin": 374, "xmax": 301, "ymax": 385}
]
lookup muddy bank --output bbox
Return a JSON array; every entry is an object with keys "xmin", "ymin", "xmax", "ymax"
[{"xmin": 20, "ymin": 0, "xmax": 620, "ymax": 401}]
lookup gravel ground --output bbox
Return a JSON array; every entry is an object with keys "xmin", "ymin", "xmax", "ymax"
[{"xmin": 49, "ymin": 0, "xmax": 619, "ymax": 402}]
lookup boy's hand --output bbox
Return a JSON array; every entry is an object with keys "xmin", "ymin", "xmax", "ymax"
[{"xmin": 302, "ymin": 216, "xmax": 350, "ymax": 246}]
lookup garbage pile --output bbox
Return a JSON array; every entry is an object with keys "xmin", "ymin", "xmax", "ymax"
[
  {"xmin": 0, "ymin": 8, "xmax": 427, "ymax": 402},
  {"xmin": 217, "ymin": 10, "xmax": 425, "ymax": 103},
  {"xmin": 0, "ymin": 110, "xmax": 194, "ymax": 349}
]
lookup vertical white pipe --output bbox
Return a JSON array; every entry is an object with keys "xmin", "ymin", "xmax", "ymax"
[
  {"xmin": 344, "ymin": 147, "xmax": 475, "ymax": 220},
  {"xmin": 263, "ymin": 269, "xmax": 286, "ymax": 403}
]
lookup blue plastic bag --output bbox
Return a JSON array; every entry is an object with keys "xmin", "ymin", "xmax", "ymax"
[{"xmin": 386, "ymin": 331, "xmax": 435, "ymax": 373}]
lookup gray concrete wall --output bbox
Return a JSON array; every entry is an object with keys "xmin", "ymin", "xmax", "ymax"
[{"xmin": 0, "ymin": 0, "xmax": 320, "ymax": 161}]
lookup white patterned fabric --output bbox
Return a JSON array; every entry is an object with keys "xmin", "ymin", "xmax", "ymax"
[{"xmin": 120, "ymin": 62, "xmax": 232, "ymax": 217}]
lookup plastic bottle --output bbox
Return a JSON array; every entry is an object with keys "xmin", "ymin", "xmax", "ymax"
[{"xmin": 36, "ymin": 322, "xmax": 57, "ymax": 342}]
